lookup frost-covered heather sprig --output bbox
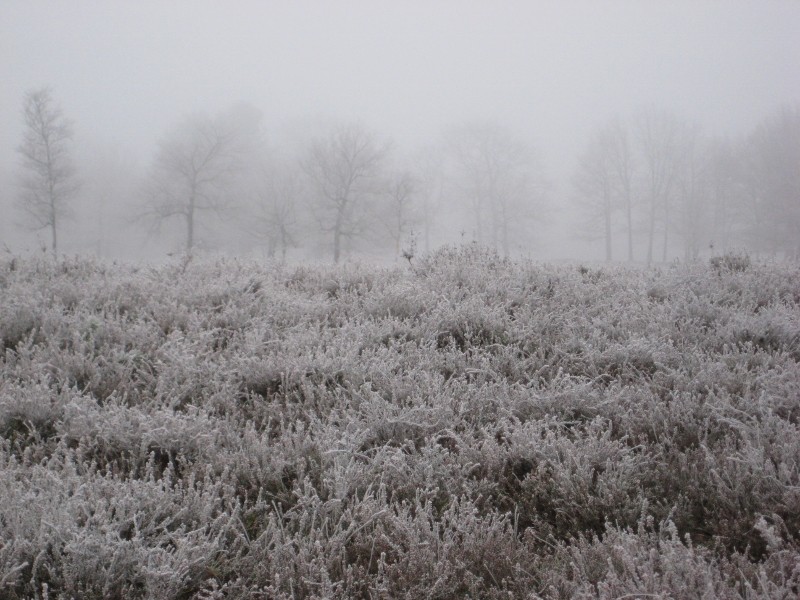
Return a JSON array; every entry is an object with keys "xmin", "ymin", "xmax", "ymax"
[{"xmin": 0, "ymin": 249, "xmax": 798, "ymax": 598}]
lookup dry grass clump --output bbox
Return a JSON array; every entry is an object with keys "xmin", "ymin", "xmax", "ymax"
[{"xmin": 0, "ymin": 247, "xmax": 798, "ymax": 598}]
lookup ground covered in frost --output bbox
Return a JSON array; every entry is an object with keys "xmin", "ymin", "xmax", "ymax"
[{"xmin": 1, "ymin": 245, "xmax": 799, "ymax": 599}]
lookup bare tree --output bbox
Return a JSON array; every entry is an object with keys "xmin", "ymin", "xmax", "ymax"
[
  {"xmin": 81, "ymin": 143, "xmax": 141, "ymax": 257},
  {"xmin": 704, "ymin": 137, "xmax": 745, "ymax": 254},
  {"xmin": 302, "ymin": 124, "xmax": 389, "ymax": 263},
  {"xmin": 636, "ymin": 107, "xmax": 686, "ymax": 265},
  {"xmin": 744, "ymin": 105, "xmax": 800, "ymax": 258},
  {"xmin": 445, "ymin": 121, "xmax": 546, "ymax": 256},
  {"xmin": 16, "ymin": 87, "xmax": 79, "ymax": 255},
  {"xmin": 673, "ymin": 126, "xmax": 708, "ymax": 260},
  {"xmin": 410, "ymin": 145, "xmax": 445, "ymax": 254},
  {"xmin": 247, "ymin": 159, "xmax": 302, "ymax": 261},
  {"xmin": 605, "ymin": 120, "xmax": 636, "ymax": 261},
  {"xmin": 142, "ymin": 107, "xmax": 259, "ymax": 253},
  {"xmin": 380, "ymin": 170, "xmax": 420, "ymax": 259},
  {"xmin": 573, "ymin": 123, "xmax": 620, "ymax": 262}
]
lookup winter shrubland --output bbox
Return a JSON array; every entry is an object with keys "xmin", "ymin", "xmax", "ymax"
[{"xmin": 0, "ymin": 246, "xmax": 799, "ymax": 598}]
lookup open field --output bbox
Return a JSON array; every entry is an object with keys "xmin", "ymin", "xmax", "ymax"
[{"xmin": 1, "ymin": 245, "xmax": 799, "ymax": 599}]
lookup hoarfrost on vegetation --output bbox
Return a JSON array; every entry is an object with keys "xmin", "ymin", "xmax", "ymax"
[{"xmin": 0, "ymin": 247, "xmax": 799, "ymax": 598}]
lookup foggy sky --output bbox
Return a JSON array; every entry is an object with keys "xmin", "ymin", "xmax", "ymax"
[{"xmin": 2, "ymin": 1, "xmax": 800, "ymax": 250}]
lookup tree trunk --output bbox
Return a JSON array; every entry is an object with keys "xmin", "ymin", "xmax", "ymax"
[
  {"xmin": 490, "ymin": 199, "xmax": 499, "ymax": 251},
  {"xmin": 333, "ymin": 222, "xmax": 342, "ymax": 263},
  {"xmin": 186, "ymin": 209, "xmax": 194, "ymax": 253},
  {"xmin": 51, "ymin": 221, "xmax": 57, "ymax": 256},
  {"xmin": 474, "ymin": 197, "xmax": 483, "ymax": 243},
  {"xmin": 604, "ymin": 207, "xmax": 612, "ymax": 262},
  {"xmin": 333, "ymin": 229, "xmax": 341, "ymax": 263},
  {"xmin": 424, "ymin": 219, "xmax": 430, "ymax": 254},
  {"xmin": 49, "ymin": 187, "xmax": 58, "ymax": 255},
  {"xmin": 501, "ymin": 203, "xmax": 509, "ymax": 258},
  {"xmin": 280, "ymin": 226, "xmax": 287, "ymax": 262},
  {"xmin": 186, "ymin": 192, "xmax": 196, "ymax": 253},
  {"xmin": 646, "ymin": 199, "xmax": 656, "ymax": 266},
  {"xmin": 662, "ymin": 200, "xmax": 670, "ymax": 262},
  {"xmin": 625, "ymin": 188, "xmax": 633, "ymax": 262}
]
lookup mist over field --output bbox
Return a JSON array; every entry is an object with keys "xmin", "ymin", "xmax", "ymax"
[
  {"xmin": 2, "ymin": 3, "xmax": 800, "ymax": 599},
  {"xmin": 2, "ymin": 2, "xmax": 799, "ymax": 263}
]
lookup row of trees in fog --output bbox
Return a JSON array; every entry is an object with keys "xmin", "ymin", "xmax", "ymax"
[
  {"xmin": 573, "ymin": 106, "xmax": 800, "ymax": 263},
  {"xmin": 11, "ymin": 86, "xmax": 799, "ymax": 262},
  {"xmin": 136, "ymin": 108, "xmax": 550, "ymax": 262},
  {"xmin": 12, "ymin": 87, "xmax": 548, "ymax": 262}
]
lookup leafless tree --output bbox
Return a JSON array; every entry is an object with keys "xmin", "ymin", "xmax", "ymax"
[
  {"xmin": 605, "ymin": 120, "xmax": 636, "ymax": 261},
  {"xmin": 302, "ymin": 124, "xmax": 389, "ymax": 263},
  {"xmin": 247, "ymin": 160, "xmax": 302, "ymax": 261},
  {"xmin": 410, "ymin": 145, "xmax": 445, "ymax": 254},
  {"xmin": 380, "ymin": 170, "xmax": 420, "ymax": 259},
  {"xmin": 636, "ymin": 107, "xmax": 686, "ymax": 265},
  {"xmin": 16, "ymin": 87, "xmax": 79, "ymax": 255},
  {"xmin": 704, "ymin": 137, "xmax": 745, "ymax": 254},
  {"xmin": 142, "ymin": 107, "xmax": 259, "ymax": 253},
  {"xmin": 79, "ymin": 143, "xmax": 141, "ymax": 257},
  {"xmin": 743, "ymin": 105, "xmax": 800, "ymax": 258},
  {"xmin": 673, "ymin": 125, "xmax": 708, "ymax": 260},
  {"xmin": 573, "ymin": 122, "xmax": 627, "ymax": 262},
  {"xmin": 445, "ymin": 121, "xmax": 546, "ymax": 256}
]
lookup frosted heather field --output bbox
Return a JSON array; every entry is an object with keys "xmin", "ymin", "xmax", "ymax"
[{"xmin": 1, "ymin": 246, "xmax": 799, "ymax": 598}]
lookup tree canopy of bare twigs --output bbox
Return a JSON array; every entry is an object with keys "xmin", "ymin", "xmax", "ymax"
[
  {"xmin": 636, "ymin": 107, "xmax": 693, "ymax": 265},
  {"xmin": 572, "ymin": 119, "xmax": 635, "ymax": 262},
  {"xmin": 302, "ymin": 124, "xmax": 389, "ymax": 263},
  {"xmin": 380, "ymin": 170, "xmax": 420, "ymax": 259},
  {"xmin": 744, "ymin": 105, "xmax": 800, "ymax": 258},
  {"xmin": 141, "ymin": 107, "xmax": 261, "ymax": 253},
  {"xmin": 245, "ymin": 159, "xmax": 303, "ymax": 260},
  {"xmin": 444, "ymin": 121, "xmax": 547, "ymax": 256}
]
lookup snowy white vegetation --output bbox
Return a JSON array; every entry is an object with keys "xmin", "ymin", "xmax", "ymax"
[{"xmin": 0, "ymin": 246, "xmax": 799, "ymax": 598}]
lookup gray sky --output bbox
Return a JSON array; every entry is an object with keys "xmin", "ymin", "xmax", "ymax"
[{"xmin": 2, "ymin": 1, "xmax": 800, "ymax": 185}]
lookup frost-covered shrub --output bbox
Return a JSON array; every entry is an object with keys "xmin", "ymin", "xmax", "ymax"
[
  {"xmin": 0, "ymin": 451, "xmax": 244, "ymax": 599},
  {"xmin": 540, "ymin": 518, "xmax": 800, "ymax": 599},
  {"xmin": 0, "ymin": 380, "xmax": 67, "ymax": 455},
  {"xmin": 58, "ymin": 396, "xmax": 222, "ymax": 477},
  {"xmin": 0, "ymin": 304, "xmax": 41, "ymax": 351},
  {"xmin": 413, "ymin": 243, "xmax": 514, "ymax": 297},
  {"xmin": 710, "ymin": 251, "xmax": 752, "ymax": 274},
  {"xmin": 490, "ymin": 417, "xmax": 647, "ymax": 539},
  {"xmin": 363, "ymin": 280, "xmax": 432, "ymax": 321}
]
